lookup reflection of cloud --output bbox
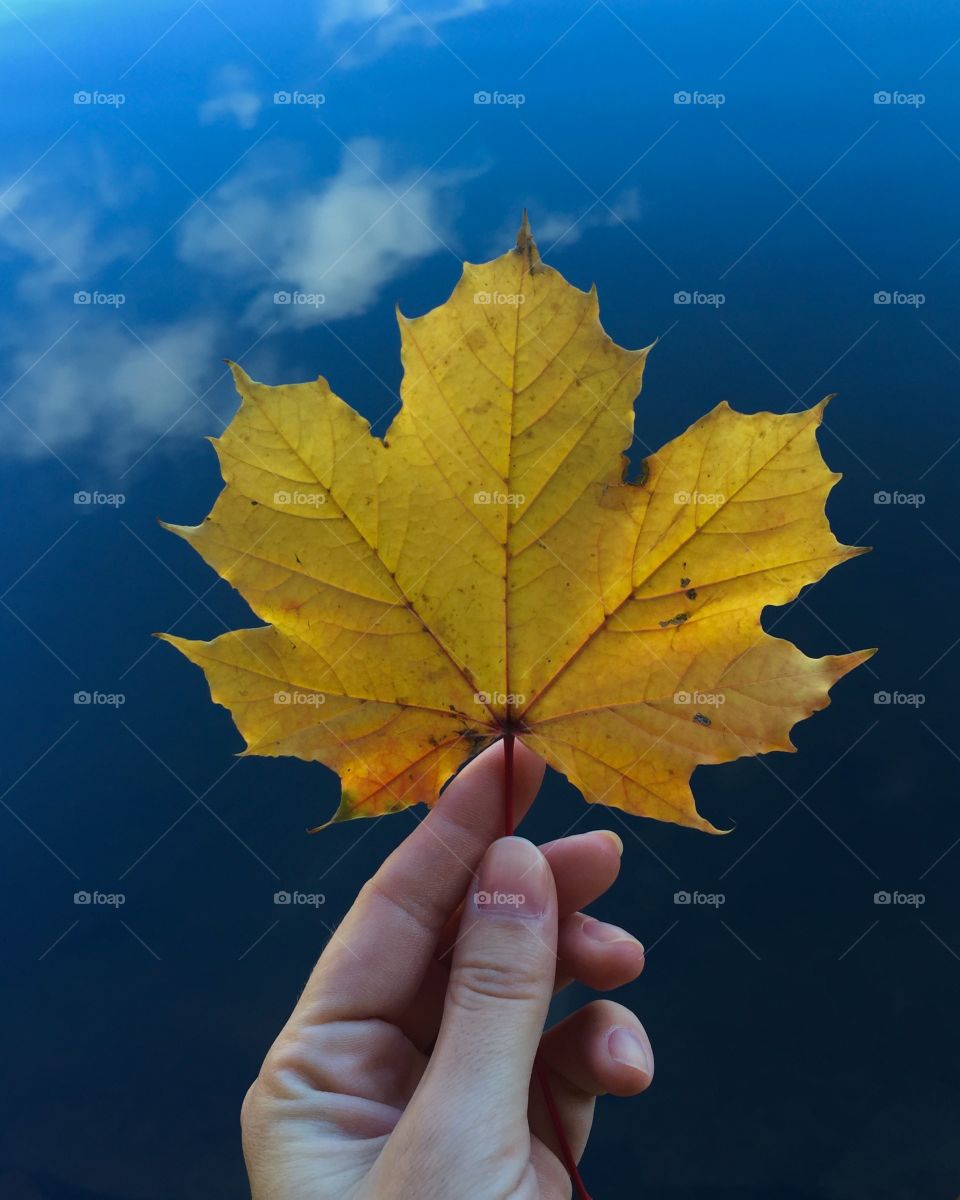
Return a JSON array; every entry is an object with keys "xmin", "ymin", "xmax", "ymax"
[
  {"xmin": 0, "ymin": 315, "xmax": 224, "ymax": 466},
  {"xmin": 0, "ymin": 170, "xmax": 143, "ymax": 302},
  {"xmin": 199, "ymin": 65, "xmax": 262, "ymax": 130},
  {"xmin": 0, "ymin": 132, "xmax": 463, "ymax": 464},
  {"xmin": 177, "ymin": 138, "xmax": 462, "ymax": 325},
  {"xmin": 318, "ymin": 0, "xmax": 507, "ymax": 62},
  {"xmin": 492, "ymin": 190, "xmax": 642, "ymax": 255},
  {"xmin": 0, "ymin": 152, "xmax": 236, "ymax": 467}
]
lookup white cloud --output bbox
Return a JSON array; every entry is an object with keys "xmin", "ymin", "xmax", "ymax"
[
  {"xmin": 0, "ymin": 314, "xmax": 226, "ymax": 468},
  {"xmin": 0, "ymin": 151, "xmax": 240, "ymax": 468},
  {"xmin": 177, "ymin": 138, "xmax": 463, "ymax": 325},
  {"xmin": 0, "ymin": 135, "xmax": 467, "ymax": 466},
  {"xmin": 318, "ymin": 0, "xmax": 508, "ymax": 62},
  {"xmin": 198, "ymin": 65, "xmax": 262, "ymax": 131},
  {"xmin": 0, "ymin": 171, "xmax": 143, "ymax": 303},
  {"xmin": 492, "ymin": 189, "xmax": 642, "ymax": 256}
]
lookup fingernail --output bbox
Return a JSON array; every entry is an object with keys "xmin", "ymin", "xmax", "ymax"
[
  {"xmin": 608, "ymin": 1026, "xmax": 653, "ymax": 1077},
  {"xmin": 473, "ymin": 837, "xmax": 550, "ymax": 919},
  {"xmin": 581, "ymin": 916, "xmax": 642, "ymax": 947},
  {"xmin": 597, "ymin": 830, "xmax": 623, "ymax": 856}
]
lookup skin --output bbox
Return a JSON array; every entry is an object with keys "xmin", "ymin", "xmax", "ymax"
[{"xmin": 242, "ymin": 741, "xmax": 653, "ymax": 1200}]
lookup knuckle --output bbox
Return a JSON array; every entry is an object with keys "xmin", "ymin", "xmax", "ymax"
[
  {"xmin": 240, "ymin": 1079, "xmax": 268, "ymax": 1157},
  {"xmin": 583, "ymin": 997, "xmax": 629, "ymax": 1029},
  {"xmin": 449, "ymin": 956, "xmax": 545, "ymax": 1008},
  {"xmin": 258, "ymin": 1036, "xmax": 328, "ymax": 1096},
  {"xmin": 240, "ymin": 1079, "xmax": 259, "ymax": 1129}
]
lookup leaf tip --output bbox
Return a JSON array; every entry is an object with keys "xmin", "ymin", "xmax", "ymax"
[
  {"xmin": 227, "ymin": 359, "xmax": 252, "ymax": 391},
  {"xmin": 831, "ymin": 646, "xmax": 878, "ymax": 682},
  {"xmin": 308, "ymin": 792, "xmax": 361, "ymax": 832},
  {"xmin": 515, "ymin": 208, "xmax": 541, "ymax": 268},
  {"xmin": 702, "ymin": 814, "xmax": 735, "ymax": 836},
  {"xmin": 158, "ymin": 519, "xmax": 192, "ymax": 543}
]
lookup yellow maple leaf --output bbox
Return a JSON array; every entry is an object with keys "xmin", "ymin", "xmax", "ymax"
[{"xmin": 161, "ymin": 215, "xmax": 874, "ymax": 833}]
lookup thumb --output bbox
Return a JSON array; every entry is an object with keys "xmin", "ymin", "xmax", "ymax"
[{"xmin": 419, "ymin": 837, "xmax": 558, "ymax": 1131}]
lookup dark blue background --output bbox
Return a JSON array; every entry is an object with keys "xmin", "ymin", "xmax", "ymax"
[{"xmin": 1, "ymin": 1, "xmax": 956, "ymax": 1196}]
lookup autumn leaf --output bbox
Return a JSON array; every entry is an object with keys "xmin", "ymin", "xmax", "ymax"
[{"xmin": 160, "ymin": 215, "xmax": 873, "ymax": 833}]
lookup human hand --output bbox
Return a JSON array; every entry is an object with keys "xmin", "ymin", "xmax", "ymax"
[{"xmin": 241, "ymin": 741, "xmax": 652, "ymax": 1199}]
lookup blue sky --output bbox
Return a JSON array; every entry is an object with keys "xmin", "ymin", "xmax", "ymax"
[
  {"xmin": 1, "ymin": 0, "xmax": 956, "ymax": 471},
  {"xmin": 2, "ymin": 2, "xmax": 960, "ymax": 1197}
]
